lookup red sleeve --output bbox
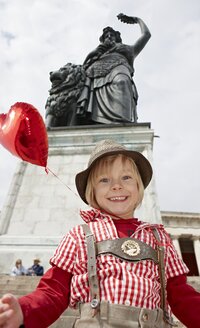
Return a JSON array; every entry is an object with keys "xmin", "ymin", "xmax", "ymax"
[
  {"xmin": 19, "ymin": 265, "xmax": 72, "ymax": 328},
  {"xmin": 167, "ymin": 274, "xmax": 200, "ymax": 328}
]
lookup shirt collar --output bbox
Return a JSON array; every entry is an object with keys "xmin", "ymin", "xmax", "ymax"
[{"xmin": 80, "ymin": 208, "xmax": 164, "ymax": 231}]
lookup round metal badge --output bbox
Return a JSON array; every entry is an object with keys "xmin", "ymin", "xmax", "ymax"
[{"xmin": 121, "ymin": 240, "xmax": 140, "ymax": 256}]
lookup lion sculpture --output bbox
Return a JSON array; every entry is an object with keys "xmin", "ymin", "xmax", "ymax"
[{"xmin": 45, "ymin": 63, "xmax": 86, "ymax": 128}]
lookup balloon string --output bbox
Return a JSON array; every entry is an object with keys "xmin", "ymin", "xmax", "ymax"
[{"xmin": 46, "ymin": 166, "xmax": 79, "ymax": 198}]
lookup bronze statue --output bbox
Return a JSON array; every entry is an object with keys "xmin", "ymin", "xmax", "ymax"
[{"xmin": 45, "ymin": 14, "xmax": 151, "ymax": 128}]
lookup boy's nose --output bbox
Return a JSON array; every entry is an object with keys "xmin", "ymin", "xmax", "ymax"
[{"xmin": 111, "ymin": 181, "xmax": 122, "ymax": 189}]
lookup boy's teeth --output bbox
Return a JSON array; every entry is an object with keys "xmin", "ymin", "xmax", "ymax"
[{"xmin": 110, "ymin": 196, "xmax": 126, "ymax": 201}]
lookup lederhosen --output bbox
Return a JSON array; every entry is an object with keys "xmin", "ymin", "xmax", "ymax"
[{"xmin": 70, "ymin": 224, "xmax": 177, "ymax": 328}]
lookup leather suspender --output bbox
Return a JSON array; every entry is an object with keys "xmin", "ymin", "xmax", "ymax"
[
  {"xmin": 82, "ymin": 224, "xmax": 100, "ymax": 310},
  {"xmin": 151, "ymin": 229, "xmax": 166, "ymax": 312},
  {"xmin": 151, "ymin": 228, "xmax": 176, "ymax": 327}
]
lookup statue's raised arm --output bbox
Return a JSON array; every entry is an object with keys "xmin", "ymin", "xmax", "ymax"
[{"xmin": 117, "ymin": 13, "xmax": 151, "ymax": 57}]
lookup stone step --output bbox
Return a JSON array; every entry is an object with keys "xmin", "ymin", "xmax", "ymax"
[
  {"xmin": 0, "ymin": 275, "xmax": 39, "ymax": 289},
  {"xmin": 0, "ymin": 275, "xmax": 40, "ymax": 297}
]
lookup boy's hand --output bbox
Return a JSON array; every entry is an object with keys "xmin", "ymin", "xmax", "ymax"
[{"xmin": 0, "ymin": 294, "xmax": 24, "ymax": 328}]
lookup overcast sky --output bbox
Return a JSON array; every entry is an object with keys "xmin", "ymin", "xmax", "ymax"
[{"xmin": 0, "ymin": 0, "xmax": 200, "ymax": 214}]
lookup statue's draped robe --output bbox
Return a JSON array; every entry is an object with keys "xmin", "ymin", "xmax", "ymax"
[{"xmin": 77, "ymin": 43, "xmax": 138, "ymax": 124}]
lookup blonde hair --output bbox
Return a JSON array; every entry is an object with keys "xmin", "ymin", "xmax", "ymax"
[
  {"xmin": 16, "ymin": 259, "xmax": 22, "ymax": 266},
  {"xmin": 85, "ymin": 154, "xmax": 144, "ymax": 209}
]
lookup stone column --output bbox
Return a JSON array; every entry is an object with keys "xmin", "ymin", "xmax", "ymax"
[{"xmin": 193, "ymin": 238, "xmax": 200, "ymax": 275}]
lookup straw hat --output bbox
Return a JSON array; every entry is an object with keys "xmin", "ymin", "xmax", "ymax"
[{"xmin": 75, "ymin": 139, "xmax": 152, "ymax": 204}]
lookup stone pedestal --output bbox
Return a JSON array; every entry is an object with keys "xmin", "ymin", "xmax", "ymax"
[{"xmin": 0, "ymin": 123, "xmax": 161, "ymax": 273}]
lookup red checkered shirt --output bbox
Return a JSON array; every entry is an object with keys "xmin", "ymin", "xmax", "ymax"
[{"xmin": 50, "ymin": 209, "xmax": 188, "ymax": 310}]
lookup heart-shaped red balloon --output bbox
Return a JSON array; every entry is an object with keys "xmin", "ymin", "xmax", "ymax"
[{"xmin": 0, "ymin": 102, "xmax": 48, "ymax": 168}]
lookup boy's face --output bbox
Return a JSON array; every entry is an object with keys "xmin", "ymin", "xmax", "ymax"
[{"xmin": 94, "ymin": 156, "xmax": 139, "ymax": 219}]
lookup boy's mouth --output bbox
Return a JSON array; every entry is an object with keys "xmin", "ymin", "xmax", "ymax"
[{"xmin": 108, "ymin": 196, "xmax": 127, "ymax": 201}]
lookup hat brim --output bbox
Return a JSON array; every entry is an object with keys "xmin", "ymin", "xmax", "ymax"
[{"xmin": 75, "ymin": 149, "xmax": 152, "ymax": 204}]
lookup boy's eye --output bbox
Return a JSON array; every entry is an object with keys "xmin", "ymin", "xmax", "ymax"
[
  {"xmin": 122, "ymin": 175, "xmax": 132, "ymax": 180},
  {"xmin": 99, "ymin": 177, "xmax": 109, "ymax": 183}
]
